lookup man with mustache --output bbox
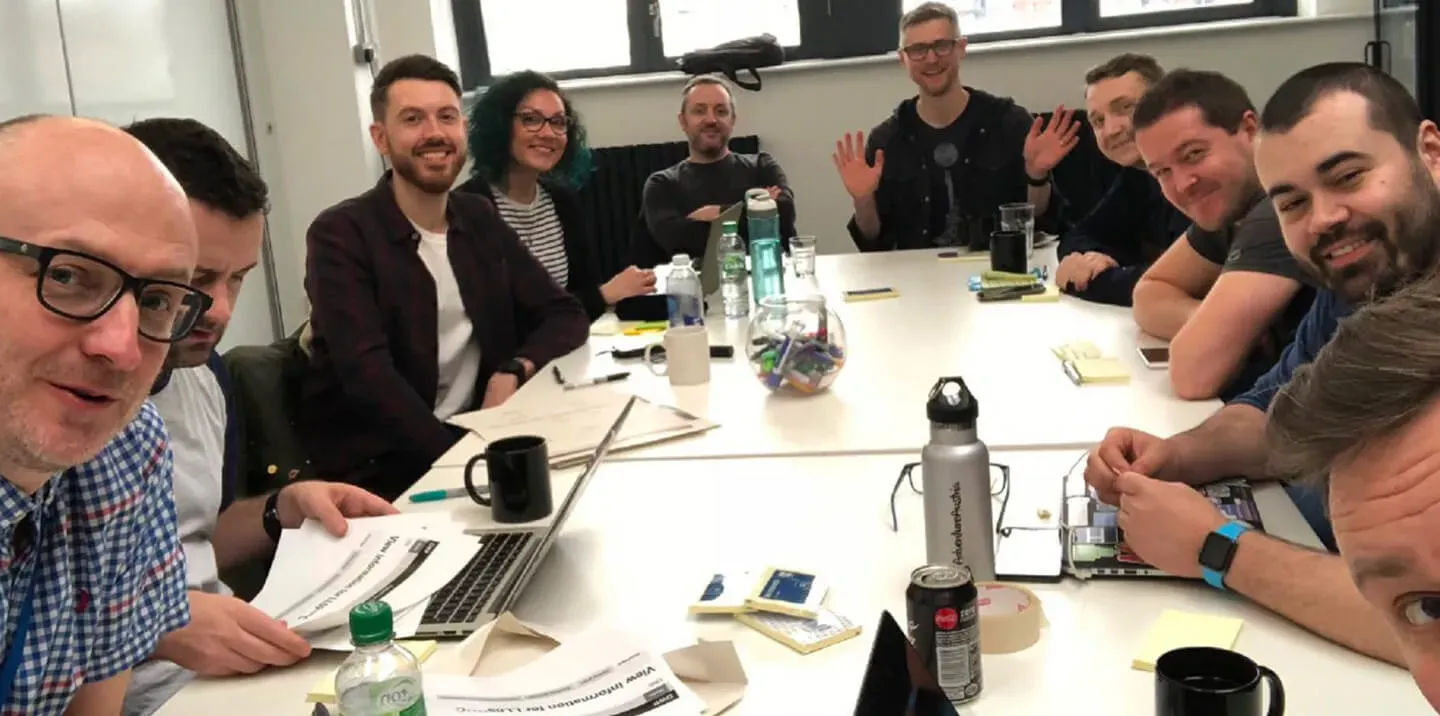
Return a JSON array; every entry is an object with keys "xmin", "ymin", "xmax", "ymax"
[
  {"xmin": 835, "ymin": 1, "xmax": 1077, "ymax": 252},
  {"xmin": 1056, "ymin": 53, "xmax": 1190, "ymax": 305},
  {"xmin": 0, "ymin": 115, "xmax": 196, "ymax": 714},
  {"xmin": 1083, "ymin": 62, "xmax": 1440, "ymax": 669},
  {"xmin": 119, "ymin": 118, "xmax": 397, "ymax": 714},
  {"xmin": 1130, "ymin": 69, "xmax": 1316, "ymax": 401},
  {"xmin": 300, "ymin": 55, "xmax": 588, "ymax": 501},
  {"xmin": 641, "ymin": 75, "xmax": 797, "ymax": 262}
]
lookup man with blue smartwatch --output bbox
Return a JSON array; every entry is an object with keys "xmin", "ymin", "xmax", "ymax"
[{"xmin": 1090, "ymin": 62, "xmax": 1440, "ymax": 668}]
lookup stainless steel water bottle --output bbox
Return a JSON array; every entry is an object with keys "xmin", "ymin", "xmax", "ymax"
[{"xmin": 921, "ymin": 376, "xmax": 996, "ymax": 582}]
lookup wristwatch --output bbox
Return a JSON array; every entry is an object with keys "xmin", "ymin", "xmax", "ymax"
[
  {"xmin": 1199, "ymin": 520, "xmax": 1252, "ymax": 590},
  {"xmin": 262, "ymin": 489, "xmax": 284, "ymax": 543},
  {"xmin": 497, "ymin": 358, "xmax": 529, "ymax": 385}
]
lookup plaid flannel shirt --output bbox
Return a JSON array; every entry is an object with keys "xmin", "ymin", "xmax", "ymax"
[{"xmin": 0, "ymin": 401, "xmax": 190, "ymax": 715}]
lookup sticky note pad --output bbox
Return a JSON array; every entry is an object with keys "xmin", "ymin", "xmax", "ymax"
[
  {"xmin": 689, "ymin": 571, "xmax": 756, "ymax": 615},
  {"xmin": 744, "ymin": 566, "xmax": 829, "ymax": 619},
  {"xmin": 1132, "ymin": 610, "xmax": 1244, "ymax": 671},
  {"xmin": 1051, "ymin": 341, "xmax": 1103, "ymax": 362},
  {"xmin": 307, "ymin": 641, "xmax": 439, "ymax": 703},
  {"xmin": 843, "ymin": 288, "xmax": 899, "ymax": 302},
  {"xmin": 736, "ymin": 606, "xmax": 862, "ymax": 654},
  {"xmin": 1021, "ymin": 285, "xmax": 1061, "ymax": 303},
  {"xmin": 1072, "ymin": 357, "xmax": 1130, "ymax": 384}
]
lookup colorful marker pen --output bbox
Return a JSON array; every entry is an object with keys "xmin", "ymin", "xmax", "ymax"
[{"xmin": 407, "ymin": 487, "xmax": 482, "ymax": 503}]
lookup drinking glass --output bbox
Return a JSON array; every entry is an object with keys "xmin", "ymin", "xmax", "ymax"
[
  {"xmin": 999, "ymin": 203, "xmax": 1035, "ymax": 257},
  {"xmin": 790, "ymin": 235, "xmax": 817, "ymax": 279}
]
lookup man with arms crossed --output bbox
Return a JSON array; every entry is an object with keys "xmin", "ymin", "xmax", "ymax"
[
  {"xmin": 1056, "ymin": 53, "xmax": 1189, "ymax": 305},
  {"xmin": 641, "ymin": 75, "xmax": 797, "ymax": 261},
  {"xmin": 1085, "ymin": 62, "xmax": 1440, "ymax": 668},
  {"xmin": 0, "ymin": 114, "xmax": 196, "ymax": 714},
  {"xmin": 836, "ymin": 1, "xmax": 1077, "ymax": 252},
  {"xmin": 120, "ymin": 118, "xmax": 397, "ymax": 714},
  {"xmin": 1130, "ymin": 70, "xmax": 1315, "ymax": 400}
]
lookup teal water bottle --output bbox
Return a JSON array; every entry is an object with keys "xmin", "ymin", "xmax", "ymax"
[{"xmin": 746, "ymin": 188, "xmax": 785, "ymax": 302}]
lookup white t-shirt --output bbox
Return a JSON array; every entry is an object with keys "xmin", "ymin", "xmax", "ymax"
[
  {"xmin": 413, "ymin": 223, "xmax": 484, "ymax": 419},
  {"xmin": 492, "ymin": 186, "xmax": 570, "ymax": 286}
]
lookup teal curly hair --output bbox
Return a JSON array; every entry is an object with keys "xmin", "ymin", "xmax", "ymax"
[{"xmin": 467, "ymin": 70, "xmax": 594, "ymax": 190}]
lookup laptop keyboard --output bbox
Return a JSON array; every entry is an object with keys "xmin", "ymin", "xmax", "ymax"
[{"xmin": 423, "ymin": 531, "xmax": 533, "ymax": 625}]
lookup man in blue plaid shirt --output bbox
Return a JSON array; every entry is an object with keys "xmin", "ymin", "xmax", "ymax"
[{"xmin": 0, "ymin": 115, "xmax": 195, "ymax": 713}]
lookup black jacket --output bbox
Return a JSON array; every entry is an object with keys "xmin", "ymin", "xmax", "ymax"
[
  {"xmin": 455, "ymin": 175, "xmax": 608, "ymax": 321},
  {"xmin": 1057, "ymin": 167, "xmax": 1190, "ymax": 306},
  {"xmin": 847, "ymin": 89, "xmax": 1045, "ymax": 252}
]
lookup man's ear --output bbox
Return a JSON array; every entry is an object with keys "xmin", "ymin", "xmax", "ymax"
[
  {"xmin": 368, "ymin": 123, "xmax": 387, "ymax": 154},
  {"xmin": 1416, "ymin": 119, "xmax": 1440, "ymax": 178}
]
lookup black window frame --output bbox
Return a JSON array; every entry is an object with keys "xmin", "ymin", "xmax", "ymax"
[{"xmin": 451, "ymin": 0, "xmax": 1299, "ymax": 91}]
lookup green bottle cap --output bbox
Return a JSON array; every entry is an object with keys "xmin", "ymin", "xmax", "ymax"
[
  {"xmin": 722, "ymin": 221, "xmax": 738, "ymax": 232},
  {"xmin": 349, "ymin": 600, "xmax": 395, "ymax": 647}
]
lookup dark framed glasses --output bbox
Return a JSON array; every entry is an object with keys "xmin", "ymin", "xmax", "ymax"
[
  {"xmin": 515, "ymin": 110, "xmax": 570, "ymax": 135},
  {"xmin": 901, "ymin": 38, "xmax": 960, "ymax": 61},
  {"xmin": 0, "ymin": 236, "xmax": 213, "ymax": 343}
]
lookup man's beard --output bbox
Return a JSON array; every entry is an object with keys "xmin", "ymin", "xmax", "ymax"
[
  {"xmin": 391, "ymin": 141, "xmax": 464, "ymax": 194},
  {"xmin": 689, "ymin": 127, "xmax": 728, "ymax": 159},
  {"xmin": 1307, "ymin": 161, "xmax": 1440, "ymax": 304}
]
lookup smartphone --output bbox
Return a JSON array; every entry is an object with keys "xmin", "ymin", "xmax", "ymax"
[{"xmin": 1138, "ymin": 346, "xmax": 1170, "ymax": 369}]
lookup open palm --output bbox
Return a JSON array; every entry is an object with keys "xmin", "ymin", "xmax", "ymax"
[
  {"xmin": 1023, "ymin": 106, "xmax": 1080, "ymax": 178},
  {"xmin": 833, "ymin": 131, "xmax": 884, "ymax": 200}
]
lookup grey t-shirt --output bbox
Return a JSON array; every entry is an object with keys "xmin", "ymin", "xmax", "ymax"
[{"xmin": 641, "ymin": 151, "xmax": 797, "ymax": 260}]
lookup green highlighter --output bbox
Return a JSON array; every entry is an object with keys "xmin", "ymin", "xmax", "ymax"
[{"xmin": 407, "ymin": 486, "xmax": 484, "ymax": 503}]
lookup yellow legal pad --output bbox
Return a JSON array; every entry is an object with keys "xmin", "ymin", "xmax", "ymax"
[
  {"xmin": 1131, "ymin": 609, "xmax": 1244, "ymax": 671},
  {"xmin": 1020, "ymin": 285, "xmax": 1061, "ymax": 303},
  {"xmin": 1070, "ymin": 357, "xmax": 1131, "ymax": 384},
  {"xmin": 307, "ymin": 640, "xmax": 440, "ymax": 703}
]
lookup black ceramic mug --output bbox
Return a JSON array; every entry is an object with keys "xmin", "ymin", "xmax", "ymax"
[
  {"xmin": 1156, "ymin": 647, "xmax": 1285, "ymax": 716},
  {"xmin": 463, "ymin": 435, "xmax": 553, "ymax": 523},
  {"xmin": 989, "ymin": 230, "xmax": 1028, "ymax": 274}
]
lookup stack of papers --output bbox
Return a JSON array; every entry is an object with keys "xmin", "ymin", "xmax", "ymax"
[
  {"xmin": 249, "ymin": 514, "xmax": 481, "ymax": 651},
  {"xmin": 448, "ymin": 387, "xmax": 717, "ymax": 466}
]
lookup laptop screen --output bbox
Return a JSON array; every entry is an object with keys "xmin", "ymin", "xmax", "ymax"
[{"xmin": 852, "ymin": 611, "xmax": 959, "ymax": 716}]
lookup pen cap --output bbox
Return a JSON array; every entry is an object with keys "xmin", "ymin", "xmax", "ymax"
[{"xmin": 926, "ymin": 376, "xmax": 978, "ymax": 428}]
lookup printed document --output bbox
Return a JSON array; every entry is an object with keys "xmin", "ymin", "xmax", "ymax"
[{"xmin": 423, "ymin": 627, "xmax": 704, "ymax": 715}]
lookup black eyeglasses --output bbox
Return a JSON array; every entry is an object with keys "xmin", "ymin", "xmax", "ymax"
[
  {"xmin": 0, "ymin": 236, "xmax": 213, "ymax": 343},
  {"xmin": 515, "ymin": 111, "xmax": 570, "ymax": 135},
  {"xmin": 901, "ymin": 38, "xmax": 960, "ymax": 61}
]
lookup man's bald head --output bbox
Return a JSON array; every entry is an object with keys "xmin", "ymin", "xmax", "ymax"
[{"xmin": 0, "ymin": 114, "xmax": 200, "ymax": 491}]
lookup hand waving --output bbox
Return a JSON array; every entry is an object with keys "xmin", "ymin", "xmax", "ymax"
[
  {"xmin": 832, "ymin": 131, "xmax": 884, "ymax": 200},
  {"xmin": 1023, "ymin": 106, "xmax": 1081, "ymax": 179}
]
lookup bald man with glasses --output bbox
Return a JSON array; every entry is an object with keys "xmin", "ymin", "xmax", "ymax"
[{"xmin": 0, "ymin": 114, "xmax": 198, "ymax": 715}]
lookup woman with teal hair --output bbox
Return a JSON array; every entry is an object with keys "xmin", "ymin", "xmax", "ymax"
[{"xmin": 457, "ymin": 70, "xmax": 655, "ymax": 320}]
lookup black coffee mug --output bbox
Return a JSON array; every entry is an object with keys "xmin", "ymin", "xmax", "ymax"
[
  {"xmin": 463, "ymin": 436, "xmax": 553, "ymax": 523},
  {"xmin": 989, "ymin": 230, "xmax": 1028, "ymax": 274},
  {"xmin": 1156, "ymin": 647, "xmax": 1284, "ymax": 716}
]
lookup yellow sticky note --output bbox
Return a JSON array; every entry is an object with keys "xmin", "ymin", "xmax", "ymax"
[
  {"xmin": 1132, "ymin": 609, "xmax": 1244, "ymax": 671},
  {"xmin": 1021, "ymin": 285, "xmax": 1061, "ymax": 303},
  {"xmin": 1051, "ymin": 341, "xmax": 1102, "ymax": 362},
  {"xmin": 1073, "ymin": 357, "xmax": 1130, "ymax": 384},
  {"xmin": 307, "ymin": 640, "xmax": 439, "ymax": 703}
]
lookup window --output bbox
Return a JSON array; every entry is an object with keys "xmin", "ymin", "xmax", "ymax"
[{"xmin": 450, "ymin": 0, "xmax": 1297, "ymax": 90}]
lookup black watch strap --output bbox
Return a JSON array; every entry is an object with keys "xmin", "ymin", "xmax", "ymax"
[
  {"xmin": 1026, "ymin": 172, "xmax": 1051, "ymax": 187},
  {"xmin": 262, "ymin": 490, "xmax": 283, "ymax": 543},
  {"xmin": 499, "ymin": 358, "xmax": 529, "ymax": 385}
]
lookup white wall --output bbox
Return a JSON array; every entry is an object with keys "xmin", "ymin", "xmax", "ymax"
[{"xmin": 239, "ymin": 4, "xmax": 1375, "ymax": 295}]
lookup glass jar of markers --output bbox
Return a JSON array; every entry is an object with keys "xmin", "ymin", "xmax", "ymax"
[{"xmin": 745, "ymin": 294, "xmax": 847, "ymax": 395}]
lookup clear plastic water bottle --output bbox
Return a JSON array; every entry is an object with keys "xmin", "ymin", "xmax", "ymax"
[
  {"xmin": 745, "ymin": 188, "xmax": 785, "ymax": 302},
  {"xmin": 717, "ymin": 220, "xmax": 749, "ymax": 318},
  {"xmin": 666, "ymin": 254, "xmax": 705, "ymax": 327},
  {"xmin": 335, "ymin": 601, "xmax": 427, "ymax": 715}
]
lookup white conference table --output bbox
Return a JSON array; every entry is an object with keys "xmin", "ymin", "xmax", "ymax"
[
  {"xmin": 158, "ymin": 451, "xmax": 1424, "ymax": 715},
  {"xmin": 437, "ymin": 247, "xmax": 1217, "ymax": 467}
]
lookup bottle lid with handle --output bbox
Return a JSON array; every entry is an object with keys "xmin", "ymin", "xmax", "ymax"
[
  {"xmin": 349, "ymin": 600, "xmax": 395, "ymax": 647},
  {"xmin": 926, "ymin": 376, "xmax": 978, "ymax": 427},
  {"xmin": 746, "ymin": 188, "xmax": 776, "ymax": 211},
  {"xmin": 671, "ymin": 253, "xmax": 692, "ymax": 267}
]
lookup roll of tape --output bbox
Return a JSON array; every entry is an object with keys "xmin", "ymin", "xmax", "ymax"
[{"xmin": 975, "ymin": 582, "xmax": 1044, "ymax": 654}]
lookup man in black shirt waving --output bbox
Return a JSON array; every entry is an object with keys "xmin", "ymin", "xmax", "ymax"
[
  {"xmin": 835, "ymin": 1, "xmax": 1078, "ymax": 252},
  {"xmin": 641, "ymin": 75, "xmax": 797, "ymax": 261}
]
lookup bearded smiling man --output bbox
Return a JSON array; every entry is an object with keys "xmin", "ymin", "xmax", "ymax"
[
  {"xmin": 299, "ymin": 55, "xmax": 588, "ymax": 501},
  {"xmin": 1080, "ymin": 62, "xmax": 1440, "ymax": 669}
]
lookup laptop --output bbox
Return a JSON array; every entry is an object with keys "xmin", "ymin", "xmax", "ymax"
[
  {"xmin": 698, "ymin": 201, "xmax": 745, "ymax": 298},
  {"xmin": 1065, "ymin": 478, "xmax": 1264, "ymax": 579},
  {"xmin": 416, "ymin": 395, "xmax": 636, "ymax": 637},
  {"xmin": 852, "ymin": 611, "xmax": 959, "ymax": 716}
]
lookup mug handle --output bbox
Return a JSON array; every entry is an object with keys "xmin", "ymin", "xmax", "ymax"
[
  {"xmin": 643, "ymin": 343, "xmax": 668, "ymax": 376},
  {"xmin": 1260, "ymin": 665, "xmax": 1285, "ymax": 716},
  {"xmin": 463, "ymin": 453, "xmax": 491, "ymax": 506}
]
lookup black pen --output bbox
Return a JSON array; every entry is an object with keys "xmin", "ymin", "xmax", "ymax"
[
  {"xmin": 551, "ymin": 365, "xmax": 564, "ymax": 385},
  {"xmin": 562, "ymin": 372, "xmax": 631, "ymax": 390}
]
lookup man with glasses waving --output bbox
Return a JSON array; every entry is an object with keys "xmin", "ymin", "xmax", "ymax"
[
  {"xmin": 836, "ymin": 1, "xmax": 1077, "ymax": 252},
  {"xmin": 0, "ymin": 114, "xmax": 196, "ymax": 715},
  {"xmin": 119, "ymin": 118, "xmax": 397, "ymax": 716}
]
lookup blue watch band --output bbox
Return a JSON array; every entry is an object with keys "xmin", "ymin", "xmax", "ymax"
[{"xmin": 1202, "ymin": 521, "xmax": 1252, "ymax": 590}]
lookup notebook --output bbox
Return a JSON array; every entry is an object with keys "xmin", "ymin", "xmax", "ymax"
[
  {"xmin": 1132, "ymin": 609, "xmax": 1244, "ymax": 671},
  {"xmin": 736, "ymin": 606, "xmax": 862, "ymax": 655}
]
